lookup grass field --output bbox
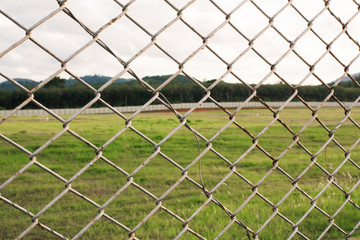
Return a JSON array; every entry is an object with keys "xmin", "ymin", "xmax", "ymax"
[{"xmin": 0, "ymin": 107, "xmax": 359, "ymax": 239}]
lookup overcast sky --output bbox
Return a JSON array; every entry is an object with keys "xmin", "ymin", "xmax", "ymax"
[{"xmin": 1, "ymin": 0, "xmax": 360, "ymax": 85}]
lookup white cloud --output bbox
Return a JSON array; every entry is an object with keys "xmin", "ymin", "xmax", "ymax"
[{"xmin": 1, "ymin": 0, "xmax": 360, "ymax": 84}]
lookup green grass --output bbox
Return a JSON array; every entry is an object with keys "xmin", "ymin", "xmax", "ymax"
[{"xmin": 0, "ymin": 107, "xmax": 359, "ymax": 239}]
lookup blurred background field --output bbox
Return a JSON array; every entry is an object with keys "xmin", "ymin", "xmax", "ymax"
[{"xmin": 0, "ymin": 107, "xmax": 359, "ymax": 239}]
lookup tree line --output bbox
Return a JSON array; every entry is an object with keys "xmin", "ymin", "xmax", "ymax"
[{"xmin": 0, "ymin": 75, "xmax": 359, "ymax": 110}]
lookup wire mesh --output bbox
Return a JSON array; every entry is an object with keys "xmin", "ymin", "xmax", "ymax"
[{"xmin": 0, "ymin": 0, "xmax": 359, "ymax": 239}]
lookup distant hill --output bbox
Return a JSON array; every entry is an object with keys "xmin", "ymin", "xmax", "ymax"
[
  {"xmin": 339, "ymin": 72, "xmax": 359, "ymax": 82},
  {"xmin": 65, "ymin": 75, "xmax": 130, "ymax": 86},
  {"xmin": 142, "ymin": 74, "xmax": 194, "ymax": 85},
  {"xmin": 0, "ymin": 75, "xmax": 131, "ymax": 90},
  {"xmin": 0, "ymin": 74, "xmax": 196, "ymax": 91},
  {"xmin": 0, "ymin": 78, "xmax": 39, "ymax": 91},
  {"xmin": 333, "ymin": 72, "xmax": 360, "ymax": 87},
  {"xmin": 2, "ymin": 73, "xmax": 359, "ymax": 91},
  {"xmin": 1, "ymin": 74, "xmax": 359, "ymax": 110}
]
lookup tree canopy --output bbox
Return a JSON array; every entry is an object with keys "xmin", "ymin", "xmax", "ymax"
[{"xmin": 0, "ymin": 75, "xmax": 358, "ymax": 110}]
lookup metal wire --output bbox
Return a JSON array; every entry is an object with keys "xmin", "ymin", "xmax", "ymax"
[{"xmin": 0, "ymin": 0, "xmax": 359, "ymax": 239}]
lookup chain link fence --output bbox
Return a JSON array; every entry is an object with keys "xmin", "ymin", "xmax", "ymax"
[{"xmin": 1, "ymin": 0, "xmax": 360, "ymax": 239}]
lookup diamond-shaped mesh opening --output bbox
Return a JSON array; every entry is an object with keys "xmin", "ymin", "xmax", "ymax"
[
  {"xmin": 160, "ymin": 178, "xmax": 206, "ymax": 221},
  {"xmin": 104, "ymin": 184, "xmax": 159, "ymax": 230},
  {"xmin": 296, "ymin": 123, "xmax": 331, "ymax": 155},
  {"xmin": 64, "ymin": 0, "xmax": 122, "ymax": 31},
  {"xmin": 230, "ymin": 1, "xmax": 269, "ymax": 40},
  {"xmin": 328, "ymin": 0, "xmax": 359, "ymax": 23},
  {"xmin": 312, "ymin": 9, "xmax": 343, "ymax": 44},
  {"xmin": 277, "ymin": 145, "xmax": 310, "ymax": 178},
  {"xmin": 0, "ymin": 113, "xmax": 64, "ymax": 153},
  {"xmin": 0, "ymin": 0, "xmax": 58, "ymax": 29},
  {"xmin": 99, "ymin": 16, "xmax": 150, "ymax": 61},
  {"xmin": 234, "ymin": 193, "xmax": 275, "ymax": 233},
  {"xmin": 296, "ymin": 163, "xmax": 330, "ymax": 199},
  {"xmin": 184, "ymin": 200, "xmax": 236, "ymax": 239},
  {"xmin": 278, "ymin": 188, "xmax": 311, "ymax": 226},
  {"xmin": 127, "ymin": 0, "xmax": 176, "ymax": 34},
  {"xmin": 184, "ymin": 109, "xmax": 236, "ymax": 141},
  {"xmin": 211, "ymin": 172, "xmax": 253, "ymax": 213},
  {"xmin": 68, "ymin": 113, "xmax": 126, "ymax": 147},
  {"xmin": 253, "ymin": 0, "xmax": 288, "ymax": 17},
  {"xmin": 347, "ymin": 12, "xmax": 360, "ymax": 42},
  {"xmin": 79, "ymin": 217, "xmax": 129, "ymax": 240},
  {"xmin": 37, "ymin": 192, "xmax": 98, "ymax": 239},
  {"xmin": 297, "ymin": 207, "xmax": 331, "ymax": 238},
  {"xmin": 256, "ymin": 121, "xmax": 296, "ymax": 158},
  {"xmin": 298, "ymin": 205, "xmax": 350, "ymax": 239},
  {"xmin": 257, "ymin": 82, "xmax": 294, "ymax": 101},
  {"xmin": 232, "ymin": 50, "xmax": 271, "ymax": 85},
  {"xmin": 294, "ymin": 30, "xmax": 327, "ymax": 66},
  {"xmin": 252, "ymin": 28, "xmax": 290, "ymax": 64},
  {"xmin": 210, "ymin": 123, "xmax": 254, "ymax": 163},
  {"xmin": 258, "ymin": 214, "xmax": 294, "ymax": 239},
  {"xmin": 70, "ymin": 159, "xmax": 128, "ymax": 204},
  {"xmin": 315, "ymin": 183, "xmax": 348, "ymax": 217},
  {"xmin": 291, "ymin": 0, "xmax": 324, "ymax": 21},
  {"xmin": 1, "ymin": 0, "xmax": 359, "ymax": 238},
  {"xmin": 155, "ymin": 126, "xmax": 204, "ymax": 168},
  {"xmin": 314, "ymin": 141, "xmax": 348, "ymax": 174},
  {"xmin": 276, "ymin": 107, "xmax": 309, "ymax": 131},
  {"xmin": 256, "ymin": 169, "xmax": 294, "ymax": 205},
  {"xmin": 232, "ymin": 107, "xmax": 275, "ymax": 137},
  {"xmin": 101, "ymin": 82, "xmax": 154, "ymax": 109},
  {"xmin": 181, "ymin": 0, "xmax": 225, "ymax": 37},
  {"xmin": 66, "ymin": 41, "xmax": 125, "ymax": 79},
  {"xmin": 335, "ymin": 199, "xmax": 360, "ymax": 236},
  {"xmin": 32, "ymin": 132, "xmax": 96, "ymax": 179},
  {"xmin": 187, "ymin": 150, "xmax": 231, "ymax": 191},
  {"xmin": 184, "ymin": 47, "xmax": 228, "ymax": 82},
  {"xmin": 276, "ymin": 51, "xmax": 311, "ymax": 85},
  {"xmin": 234, "ymin": 147, "xmax": 274, "ymax": 184},
  {"xmin": 128, "ymin": 47, "xmax": 180, "ymax": 83},
  {"xmin": 129, "ymin": 154, "xmax": 183, "ymax": 198},
  {"xmin": 273, "ymin": 4, "xmax": 308, "ymax": 41},
  {"xmin": 135, "ymin": 208, "xmax": 185, "ymax": 239},
  {"xmin": 331, "ymin": 34, "xmax": 360, "ymax": 67},
  {"xmin": 156, "ymin": 20, "xmax": 203, "ymax": 63},
  {"xmin": 316, "ymin": 104, "xmax": 347, "ymax": 127},
  {"xmin": 314, "ymin": 56, "xmax": 345, "ymax": 86},
  {"xmin": 0, "ymin": 163, "xmax": 64, "ymax": 214},
  {"xmin": 0, "ymin": 139, "xmax": 30, "ymax": 182},
  {"xmin": 0, "ymin": 14, "xmax": 24, "ymax": 53},
  {"xmin": 130, "ymin": 110, "xmax": 180, "ymax": 136},
  {"xmin": 0, "ymin": 201, "xmax": 31, "ymax": 239},
  {"xmin": 30, "ymin": 11, "xmax": 93, "ymax": 60},
  {"xmin": 101, "ymin": 128, "xmax": 155, "ymax": 174},
  {"xmin": 0, "ymin": 40, "xmax": 60, "ymax": 82},
  {"xmin": 335, "ymin": 157, "xmax": 359, "ymax": 186},
  {"xmin": 207, "ymin": 24, "xmax": 249, "ymax": 63}
]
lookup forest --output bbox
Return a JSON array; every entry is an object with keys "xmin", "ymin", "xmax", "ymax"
[{"xmin": 0, "ymin": 74, "xmax": 359, "ymax": 110}]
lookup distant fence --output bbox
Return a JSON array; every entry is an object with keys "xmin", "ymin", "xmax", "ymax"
[{"xmin": 1, "ymin": 101, "xmax": 359, "ymax": 117}]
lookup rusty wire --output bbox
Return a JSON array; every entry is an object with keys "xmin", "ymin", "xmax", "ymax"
[{"xmin": 0, "ymin": 0, "xmax": 359, "ymax": 239}]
